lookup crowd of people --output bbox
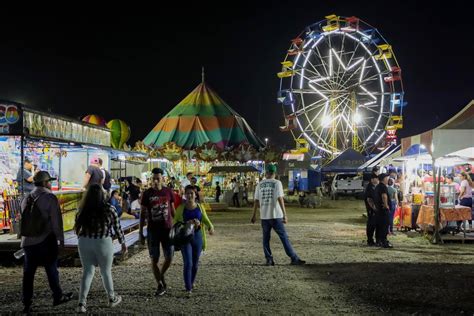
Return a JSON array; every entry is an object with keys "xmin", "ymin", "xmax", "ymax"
[
  {"xmin": 17, "ymin": 162, "xmax": 304, "ymax": 314},
  {"xmin": 364, "ymin": 166, "xmax": 474, "ymax": 249}
]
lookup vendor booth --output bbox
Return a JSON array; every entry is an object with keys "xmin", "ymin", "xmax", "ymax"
[
  {"xmin": 395, "ymin": 100, "xmax": 474, "ymax": 242},
  {"xmin": 0, "ymin": 101, "xmax": 147, "ymax": 234}
]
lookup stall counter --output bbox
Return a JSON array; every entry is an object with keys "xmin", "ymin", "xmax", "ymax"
[{"xmin": 53, "ymin": 189, "xmax": 84, "ymax": 231}]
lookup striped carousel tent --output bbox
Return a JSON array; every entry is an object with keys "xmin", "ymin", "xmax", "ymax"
[{"xmin": 143, "ymin": 82, "xmax": 264, "ymax": 149}]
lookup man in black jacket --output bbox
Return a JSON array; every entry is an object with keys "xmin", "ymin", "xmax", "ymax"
[
  {"xmin": 374, "ymin": 173, "xmax": 393, "ymax": 248},
  {"xmin": 364, "ymin": 174, "xmax": 379, "ymax": 246},
  {"xmin": 21, "ymin": 171, "xmax": 72, "ymax": 313}
]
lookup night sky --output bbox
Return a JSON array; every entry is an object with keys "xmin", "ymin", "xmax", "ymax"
[{"xmin": 0, "ymin": 2, "xmax": 472, "ymax": 148}]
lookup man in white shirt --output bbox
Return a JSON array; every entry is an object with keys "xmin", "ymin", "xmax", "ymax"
[{"xmin": 251, "ymin": 164, "xmax": 305, "ymax": 266}]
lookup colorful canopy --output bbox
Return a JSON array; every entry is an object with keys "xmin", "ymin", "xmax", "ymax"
[{"xmin": 143, "ymin": 82, "xmax": 264, "ymax": 149}]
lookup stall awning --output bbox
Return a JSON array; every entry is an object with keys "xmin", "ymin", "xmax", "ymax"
[
  {"xmin": 208, "ymin": 165, "xmax": 258, "ymax": 173},
  {"xmin": 401, "ymin": 100, "xmax": 474, "ymax": 159},
  {"xmin": 358, "ymin": 144, "xmax": 400, "ymax": 172}
]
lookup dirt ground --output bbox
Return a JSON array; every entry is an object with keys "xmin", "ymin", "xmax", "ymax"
[{"xmin": 1, "ymin": 198, "xmax": 474, "ymax": 315}]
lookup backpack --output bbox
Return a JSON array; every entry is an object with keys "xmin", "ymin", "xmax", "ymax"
[
  {"xmin": 20, "ymin": 193, "xmax": 48, "ymax": 237},
  {"xmin": 103, "ymin": 169, "xmax": 112, "ymax": 190}
]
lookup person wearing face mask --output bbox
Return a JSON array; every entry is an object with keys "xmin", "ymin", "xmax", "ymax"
[{"xmin": 139, "ymin": 168, "xmax": 176, "ymax": 296}]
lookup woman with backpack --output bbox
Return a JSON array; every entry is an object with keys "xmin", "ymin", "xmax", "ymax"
[
  {"xmin": 174, "ymin": 185, "xmax": 214, "ymax": 296},
  {"xmin": 74, "ymin": 184, "xmax": 127, "ymax": 313}
]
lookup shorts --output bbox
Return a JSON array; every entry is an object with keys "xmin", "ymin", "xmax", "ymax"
[{"xmin": 147, "ymin": 228, "xmax": 174, "ymax": 260}]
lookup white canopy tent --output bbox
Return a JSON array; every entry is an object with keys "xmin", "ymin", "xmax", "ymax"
[{"xmin": 399, "ymin": 100, "xmax": 474, "ymax": 242}]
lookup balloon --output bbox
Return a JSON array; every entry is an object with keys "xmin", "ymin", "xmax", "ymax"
[
  {"xmin": 107, "ymin": 119, "xmax": 130, "ymax": 149},
  {"xmin": 82, "ymin": 114, "xmax": 107, "ymax": 127}
]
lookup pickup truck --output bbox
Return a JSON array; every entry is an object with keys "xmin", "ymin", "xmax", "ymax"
[{"xmin": 330, "ymin": 173, "xmax": 364, "ymax": 200}]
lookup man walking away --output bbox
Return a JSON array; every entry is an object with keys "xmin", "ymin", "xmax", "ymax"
[
  {"xmin": 20, "ymin": 171, "xmax": 72, "ymax": 313},
  {"xmin": 251, "ymin": 164, "xmax": 305, "ymax": 266},
  {"xmin": 364, "ymin": 174, "xmax": 379, "ymax": 246},
  {"xmin": 374, "ymin": 173, "xmax": 392, "ymax": 248}
]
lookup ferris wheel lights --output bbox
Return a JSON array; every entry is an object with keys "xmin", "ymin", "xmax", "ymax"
[
  {"xmin": 354, "ymin": 113, "xmax": 363, "ymax": 124},
  {"xmin": 331, "ymin": 48, "xmax": 346, "ymax": 69},
  {"xmin": 346, "ymin": 58, "xmax": 364, "ymax": 70},
  {"xmin": 374, "ymin": 131, "xmax": 386, "ymax": 145},
  {"xmin": 360, "ymin": 86, "xmax": 377, "ymax": 100},
  {"xmin": 309, "ymin": 84, "xmax": 329, "ymax": 100},
  {"xmin": 359, "ymin": 60, "xmax": 367, "ymax": 83},
  {"xmin": 322, "ymin": 115, "xmax": 332, "ymax": 127},
  {"xmin": 279, "ymin": 16, "xmax": 404, "ymax": 155},
  {"xmin": 309, "ymin": 77, "xmax": 330, "ymax": 83}
]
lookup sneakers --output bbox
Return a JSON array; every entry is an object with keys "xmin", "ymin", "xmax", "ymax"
[
  {"xmin": 109, "ymin": 295, "xmax": 122, "ymax": 308},
  {"xmin": 53, "ymin": 292, "xmax": 73, "ymax": 306},
  {"xmin": 185, "ymin": 290, "xmax": 192, "ymax": 298},
  {"xmin": 382, "ymin": 242, "xmax": 393, "ymax": 249},
  {"xmin": 76, "ymin": 303, "xmax": 87, "ymax": 313},
  {"xmin": 291, "ymin": 259, "xmax": 306, "ymax": 265},
  {"xmin": 367, "ymin": 241, "xmax": 376, "ymax": 247},
  {"xmin": 265, "ymin": 259, "xmax": 275, "ymax": 266},
  {"xmin": 154, "ymin": 282, "xmax": 166, "ymax": 296}
]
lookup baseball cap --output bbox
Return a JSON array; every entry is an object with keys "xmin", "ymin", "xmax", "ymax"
[
  {"xmin": 33, "ymin": 171, "xmax": 57, "ymax": 184},
  {"xmin": 90, "ymin": 157, "xmax": 100, "ymax": 164},
  {"xmin": 266, "ymin": 164, "xmax": 277, "ymax": 173}
]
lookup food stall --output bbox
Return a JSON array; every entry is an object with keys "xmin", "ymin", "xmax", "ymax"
[
  {"xmin": 396, "ymin": 100, "xmax": 474, "ymax": 242},
  {"xmin": 0, "ymin": 100, "xmax": 145, "ymax": 234}
]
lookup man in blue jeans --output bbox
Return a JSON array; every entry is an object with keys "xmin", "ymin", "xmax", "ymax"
[
  {"xmin": 251, "ymin": 164, "xmax": 306, "ymax": 266},
  {"xmin": 20, "ymin": 171, "xmax": 72, "ymax": 314}
]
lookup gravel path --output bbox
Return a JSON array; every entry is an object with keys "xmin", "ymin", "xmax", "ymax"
[{"xmin": 1, "ymin": 199, "xmax": 474, "ymax": 315}]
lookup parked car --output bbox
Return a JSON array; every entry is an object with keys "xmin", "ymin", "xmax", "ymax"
[{"xmin": 330, "ymin": 173, "xmax": 364, "ymax": 200}]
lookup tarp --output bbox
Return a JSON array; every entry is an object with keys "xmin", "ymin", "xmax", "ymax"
[
  {"xmin": 143, "ymin": 82, "xmax": 265, "ymax": 149},
  {"xmin": 321, "ymin": 148, "xmax": 366, "ymax": 173},
  {"xmin": 208, "ymin": 165, "xmax": 258, "ymax": 173},
  {"xmin": 401, "ymin": 100, "xmax": 474, "ymax": 159}
]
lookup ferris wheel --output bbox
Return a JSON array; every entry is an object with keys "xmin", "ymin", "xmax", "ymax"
[{"xmin": 278, "ymin": 14, "xmax": 405, "ymax": 156}]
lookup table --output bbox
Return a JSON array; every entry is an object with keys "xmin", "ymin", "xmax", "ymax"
[{"xmin": 416, "ymin": 205, "xmax": 472, "ymax": 234}]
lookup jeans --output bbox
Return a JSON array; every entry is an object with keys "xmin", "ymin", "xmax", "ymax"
[
  {"xmin": 366, "ymin": 210, "xmax": 376, "ymax": 243},
  {"xmin": 181, "ymin": 230, "xmax": 203, "ymax": 291},
  {"xmin": 261, "ymin": 219, "xmax": 299, "ymax": 262},
  {"xmin": 215, "ymin": 194, "xmax": 220, "ymax": 203},
  {"xmin": 22, "ymin": 234, "xmax": 63, "ymax": 307},
  {"xmin": 389, "ymin": 200, "xmax": 397, "ymax": 233},
  {"xmin": 78, "ymin": 236, "xmax": 115, "ymax": 304}
]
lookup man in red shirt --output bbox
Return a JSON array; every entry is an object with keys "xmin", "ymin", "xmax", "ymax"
[{"xmin": 139, "ymin": 168, "xmax": 175, "ymax": 296}]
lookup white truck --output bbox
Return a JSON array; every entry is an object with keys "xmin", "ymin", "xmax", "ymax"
[{"xmin": 330, "ymin": 173, "xmax": 364, "ymax": 200}]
